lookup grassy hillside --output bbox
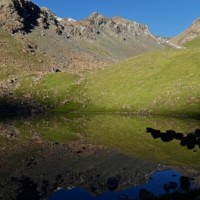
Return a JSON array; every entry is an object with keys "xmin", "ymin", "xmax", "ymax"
[
  {"xmin": 14, "ymin": 72, "xmax": 82, "ymax": 111},
  {"xmin": 0, "ymin": 29, "xmax": 55, "ymax": 113},
  {"xmin": 184, "ymin": 36, "xmax": 200, "ymax": 48},
  {"xmin": 13, "ymin": 47, "xmax": 200, "ymax": 117},
  {"xmin": 0, "ymin": 29, "xmax": 49, "ymax": 81},
  {"xmin": 1, "ymin": 27, "xmax": 200, "ymax": 117},
  {"xmin": 82, "ymin": 48, "xmax": 200, "ymax": 117}
]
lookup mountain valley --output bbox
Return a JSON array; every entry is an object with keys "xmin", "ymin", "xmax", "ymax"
[
  {"xmin": 1, "ymin": 0, "xmax": 200, "ymax": 117},
  {"xmin": 1, "ymin": 1, "xmax": 200, "ymax": 200}
]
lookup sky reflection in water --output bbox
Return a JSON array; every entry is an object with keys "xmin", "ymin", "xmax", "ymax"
[{"xmin": 49, "ymin": 169, "xmax": 196, "ymax": 200}]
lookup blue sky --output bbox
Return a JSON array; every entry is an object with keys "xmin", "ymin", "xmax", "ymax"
[{"xmin": 32, "ymin": 0, "xmax": 200, "ymax": 37}]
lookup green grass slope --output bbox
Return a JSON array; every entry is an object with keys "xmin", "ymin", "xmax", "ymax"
[
  {"xmin": 184, "ymin": 36, "xmax": 200, "ymax": 48},
  {"xmin": 0, "ymin": 29, "xmax": 58, "ymax": 113},
  {"xmin": 0, "ymin": 29, "xmax": 48, "ymax": 81},
  {"xmin": 82, "ymin": 48, "xmax": 200, "ymax": 117},
  {"xmin": 3, "ymin": 26, "xmax": 200, "ymax": 117},
  {"xmin": 14, "ymin": 47, "xmax": 200, "ymax": 117},
  {"xmin": 14, "ymin": 72, "xmax": 82, "ymax": 110}
]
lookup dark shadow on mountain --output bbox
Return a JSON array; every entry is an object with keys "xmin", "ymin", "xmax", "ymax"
[
  {"xmin": 13, "ymin": 0, "xmax": 41, "ymax": 33},
  {"xmin": 146, "ymin": 127, "xmax": 200, "ymax": 150}
]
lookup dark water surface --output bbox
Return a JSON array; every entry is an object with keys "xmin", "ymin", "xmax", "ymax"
[
  {"xmin": 49, "ymin": 169, "xmax": 196, "ymax": 200},
  {"xmin": 0, "ymin": 113, "xmax": 200, "ymax": 199}
]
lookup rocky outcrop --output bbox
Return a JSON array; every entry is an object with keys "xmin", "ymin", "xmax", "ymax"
[
  {"xmin": 170, "ymin": 18, "xmax": 200, "ymax": 45},
  {"xmin": 0, "ymin": 0, "xmax": 63, "ymax": 34},
  {"xmin": 0, "ymin": 0, "xmax": 40, "ymax": 33},
  {"xmin": 61, "ymin": 12, "xmax": 155, "ymax": 41},
  {"xmin": 39, "ymin": 7, "xmax": 64, "ymax": 34}
]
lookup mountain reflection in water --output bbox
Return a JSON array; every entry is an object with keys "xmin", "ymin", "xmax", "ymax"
[
  {"xmin": 48, "ymin": 169, "xmax": 196, "ymax": 200},
  {"xmin": 1, "ymin": 113, "xmax": 200, "ymax": 199},
  {"xmin": 146, "ymin": 127, "xmax": 200, "ymax": 150}
]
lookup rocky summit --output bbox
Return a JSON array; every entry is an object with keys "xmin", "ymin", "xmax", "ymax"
[
  {"xmin": 61, "ymin": 11, "xmax": 152, "ymax": 40},
  {"xmin": 0, "ymin": 0, "xmax": 64, "ymax": 34},
  {"xmin": 170, "ymin": 18, "xmax": 200, "ymax": 45}
]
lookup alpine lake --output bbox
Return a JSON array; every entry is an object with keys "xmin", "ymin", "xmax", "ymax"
[{"xmin": 1, "ymin": 112, "xmax": 200, "ymax": 199}]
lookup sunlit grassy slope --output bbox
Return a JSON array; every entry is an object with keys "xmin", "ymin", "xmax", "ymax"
[
  {"xmin": 184, "ymin": 36, "xmax": 200, "ymax": 48},
  {"xmin": 15, "ymin": 73, "xmax": 82, "ymax": 110},
  {"xmin": 12, "ymin": 33, "xmax": 200, "ymax": 117},
  {"xmin": 82, "ymin": 48, "xmax": 200, "ymax": 116}
]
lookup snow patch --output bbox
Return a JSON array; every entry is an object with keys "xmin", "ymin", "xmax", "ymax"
[
  {"xmin": 55, "ymin": 16, "xmax": 63, "ymax": 22},
  {"xmin": 68, "ymin": 18, "xmax": 76, "ymax": 22},
  {"xmin": 165, "ymin": 40, "xmax": 184, "ymax": 49}
]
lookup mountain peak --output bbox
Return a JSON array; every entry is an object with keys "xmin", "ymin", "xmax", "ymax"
[
  {"xmin": 192, "ymin": 18, "xmax": 200, "ymax": 25},
  {"xmin": 170, "ymin": 17, "xmax": 200, "ymax": 45},
  {"xmin": 87, "ymin": 12, "xmax": 106, "ymax": 20},
  {"xmin": 112, "ymin": 16, "xmax": 129, "ymax": 24},
  {"xmin": 0, "ymin": 0, "xmax": 64, "ymax": 34}
]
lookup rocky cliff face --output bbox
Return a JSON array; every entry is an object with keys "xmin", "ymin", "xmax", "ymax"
[
  {"xmin": 0, "ymin": 0, "xmax": 63, "ymax": 34},
  {"xmin": 0, "ymin": 0, "xmax": 40, "ymax": 33},
  {"xmin": 61, "ymin": 12, "xmax": 155, "ymax": 41},
  {"xmin": 170, "ymin": 18, "xmax": 200, "ymax": 45}
]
